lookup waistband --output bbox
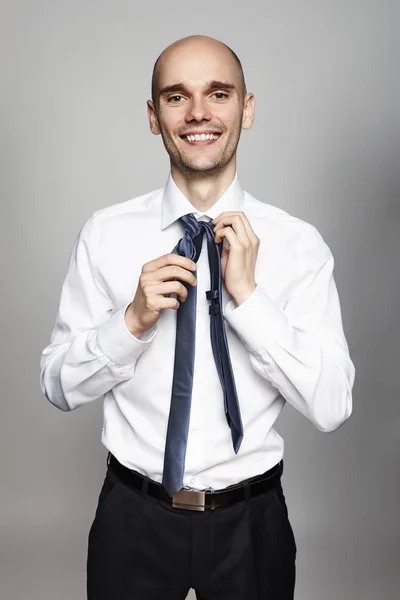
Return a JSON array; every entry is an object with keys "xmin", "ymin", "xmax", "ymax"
[{"xmin": 108, "ymin": 453, "xmax": 283, "ymax": 512}]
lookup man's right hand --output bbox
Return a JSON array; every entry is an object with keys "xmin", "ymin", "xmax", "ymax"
[{"xmin": 124, "ymin": 254, "xmax": 198, "ymax": 338}]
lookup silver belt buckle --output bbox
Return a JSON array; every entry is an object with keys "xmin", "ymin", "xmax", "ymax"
[{"xmin": 172, "ymin": 489, "xmax": 206, "ymax": 511}]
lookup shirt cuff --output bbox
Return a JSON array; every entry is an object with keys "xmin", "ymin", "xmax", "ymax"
[
  {"xmin": 97, "ymin": 303, "xmax": 157, "ymax": 365},
  {"xmin": 223, "ymin": 285, "xmax": 289, "ymax": 353}
]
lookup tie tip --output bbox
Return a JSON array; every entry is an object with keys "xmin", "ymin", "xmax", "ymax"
[{"xmin": 234, "ymin": 435, "xmax": 244, "ymax": 454}]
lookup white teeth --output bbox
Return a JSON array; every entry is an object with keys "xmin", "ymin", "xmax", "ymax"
[{"xmin": 186, "ymin": 133, "xmax": 219, "ymax": 142}]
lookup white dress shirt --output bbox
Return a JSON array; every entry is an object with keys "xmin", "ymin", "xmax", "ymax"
[{"xmin": 40, "ymin": 173, "xmax": 355, "ymax": 490}]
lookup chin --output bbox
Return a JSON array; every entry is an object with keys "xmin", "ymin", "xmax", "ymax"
[
  {"xmin": 178, "ymin": 153, "xmax": 227, "ymax": 173},
  {"xmin": 179, "ymin": 160, "xmax": 225, "ymax": 175}
]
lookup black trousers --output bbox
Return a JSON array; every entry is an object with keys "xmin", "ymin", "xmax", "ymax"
[{"xmin": 86, "ymin": 457, "xmax": 297, "ymax": 599}]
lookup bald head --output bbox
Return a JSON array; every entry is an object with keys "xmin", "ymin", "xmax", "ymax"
[{"xmin": 151, "ymin": 35, "xmax": 247, "ymax": 107}]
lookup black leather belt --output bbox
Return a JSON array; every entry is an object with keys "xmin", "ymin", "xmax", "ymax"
[{"xmin": 108, "ymin": 454, "xmax": 283, "ymax": 512}]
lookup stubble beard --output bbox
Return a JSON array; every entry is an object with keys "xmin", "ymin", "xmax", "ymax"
[{"xmin": 159, "ymin": 122, "xmax": 243, "ymax": 177}]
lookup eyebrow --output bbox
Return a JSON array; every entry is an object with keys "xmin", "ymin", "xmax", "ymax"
[{"xmin": 159, "ymin": 80, "xmax": 236, "ymax": 97}]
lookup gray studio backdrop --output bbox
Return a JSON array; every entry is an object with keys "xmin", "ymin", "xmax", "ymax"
[{"xmin": 1, "ymin": 1, "xmax": 398, "ymax": 599}]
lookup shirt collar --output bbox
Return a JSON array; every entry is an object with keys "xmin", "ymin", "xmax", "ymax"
[{"xmin": 161, "ymin": 172, "xmax": 245, "ymax": 230}]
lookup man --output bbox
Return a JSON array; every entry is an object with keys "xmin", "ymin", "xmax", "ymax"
[{"xmin": 40, "ymin": 35, "xmax": 355, "ymax": 600}]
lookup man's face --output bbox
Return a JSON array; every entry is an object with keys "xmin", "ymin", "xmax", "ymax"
[{"xmin": 148, "ymin": 43, "xmax": 253, "ymax": 175}]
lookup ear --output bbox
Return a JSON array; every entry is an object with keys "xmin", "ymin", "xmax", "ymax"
[
  {"xmin": 147, "ymin": 100, "xmax": 161, "ymax": 135},
  {"xmin": 242, "ymin": 93, "xmax": 255, "ymax": 130}
]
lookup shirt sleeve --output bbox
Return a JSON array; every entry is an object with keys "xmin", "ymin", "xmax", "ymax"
[
  {"xmin": 223, "ymin": 224, "xmax": 355, "ymax": 432},
  {"xmin": 40, "ymin": 214, "xmax": 157, "ymax": 412}
]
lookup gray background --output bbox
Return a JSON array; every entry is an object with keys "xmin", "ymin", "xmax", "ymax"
[{"xmin": 1, "ymin": 1, "xmax": 398, "ymax": 598}]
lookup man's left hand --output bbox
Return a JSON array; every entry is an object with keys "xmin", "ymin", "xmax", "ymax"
[{"xmin": 212, "ymin": 211, "xmax": 260, "ymax": 306}]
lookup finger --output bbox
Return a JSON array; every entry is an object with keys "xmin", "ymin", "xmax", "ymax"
[
  {"xmin": 214, "ymin": 216, "xmax": 250, "ymax": 245},
  {"xmin": 157, "ymin": 281, "xmax": 189, "ymax": 302},
  {"xmin": 213, "ymin": 212, "xmax": 258, "ymax": 244},
  {"xmin": 215, "ymin": 226, "xmax": 244, "ymax": 248},
  {"xmin": 143, "ymin": 253, "xmax": 197, "ymax": 273},
  {"xmin": 158, "ymin": 265, "xmax": 197, "ymax": 286}
]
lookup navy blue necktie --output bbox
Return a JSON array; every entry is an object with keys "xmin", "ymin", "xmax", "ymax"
[{"xmin": 162, "ymin": 213, "xmax": 244, "ymax": 497}]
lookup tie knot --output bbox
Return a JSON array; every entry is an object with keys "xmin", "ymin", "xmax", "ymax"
[{"xmin": 179, "ymin": 213, "xmax": 212, "ymax": 239}]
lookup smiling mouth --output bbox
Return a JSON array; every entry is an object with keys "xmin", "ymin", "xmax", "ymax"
[{"xmin": 180, "ymin": 132, "xmax": 222, "ymax": 145}]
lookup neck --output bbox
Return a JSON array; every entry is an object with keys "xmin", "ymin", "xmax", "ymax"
[{"xmin": 170, "ymin": 159, "xmax": 237, "ymax": 212}]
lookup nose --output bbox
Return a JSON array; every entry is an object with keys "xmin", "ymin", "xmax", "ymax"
[{"xmin": 185, "ymin": 96, "xmax": 212, "ymax": 123}]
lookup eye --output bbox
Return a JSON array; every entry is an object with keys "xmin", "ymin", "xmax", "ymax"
[
  {"xmin": 167, "ymin": 95, "xmax": 185, "ymax": 103},
  {"xmin": 212, "ymin": 92, "xmax": 228, "ymax": 100}
]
